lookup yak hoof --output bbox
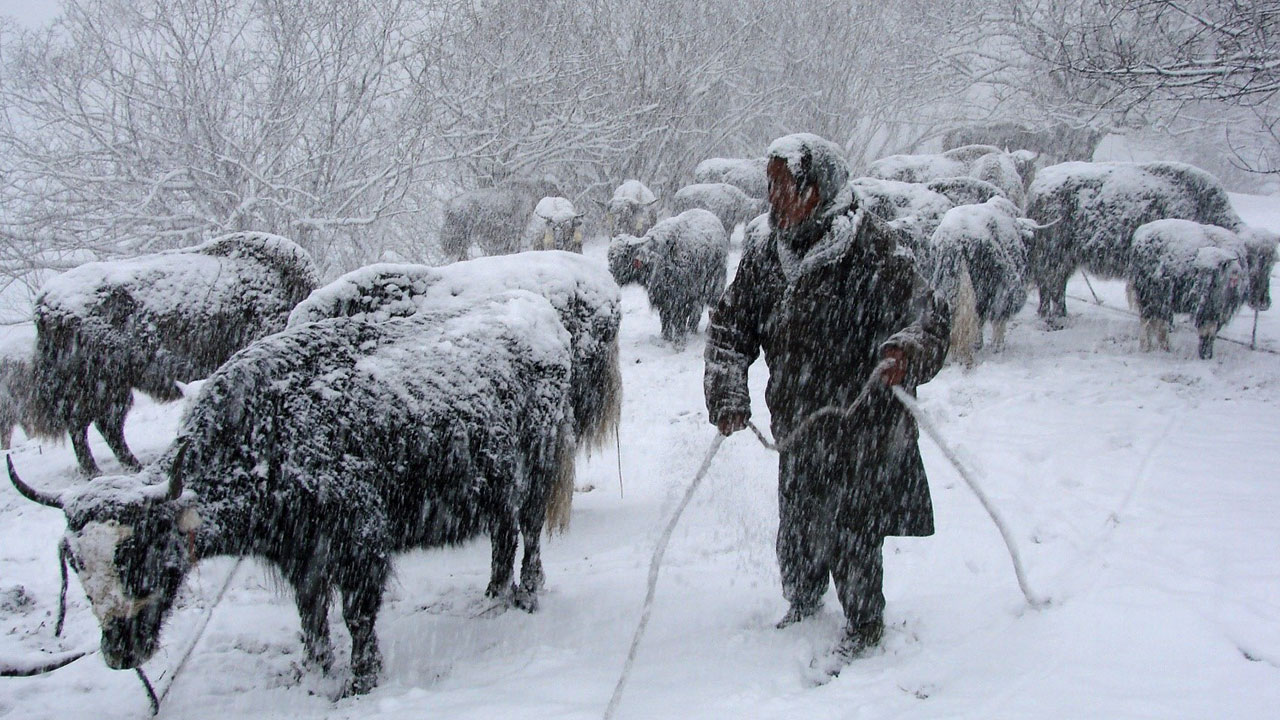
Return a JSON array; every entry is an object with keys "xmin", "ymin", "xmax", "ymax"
[
  {"xmin": 341, "ymin": 672, "xmax": 378, "ymax": 698},
  {"xmin": 484, "ymin": 582, "xmax": 517, "ymax": 603},
  {"xmin": 513, "ymin": 586, "xmax": 539, "ymax": 613}
]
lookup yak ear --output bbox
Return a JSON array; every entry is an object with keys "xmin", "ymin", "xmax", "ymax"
[{"xmin": 7, "ymin": 456, "xmax": 63, "ymax": 509}]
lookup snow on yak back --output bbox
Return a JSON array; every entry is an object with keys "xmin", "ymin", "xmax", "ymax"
[
  {"xmin": 692, "ymin": 157, "xmax": 769, "ymax": 198},
  {"xmin": 672, "ymin": 182, "xmax": 766, "ymax": 234},
  {"xmin": 849, "ymin": 176, "xmax": 955, "ymax": 272},
  {"xmin": 1024, "ymin": 161, "xmax": 1242, "ymax": 321},
  {"xmin": 287, "ymin": 251, "xmax": 622, "ymax": 530},
  {"xmin": 1128, "ymin": 219, "xmax": 1254, "ymax": 359},
  {"xmin": 438, "ymin": 177, "xmax": 561, "ymax": 261},
  {"xmin": 925, "ymin": 176, "xmax": 1009, "ymax": 210},
  {"xmin": 30, "ymin": 232, "xmax": 318, "ymax": 476},
  {"xmin": 929, "ymin": 197, "xmax": 1032, "ymax": 366},
  {"xmin": 8, "ymin": 291, "xmax": 574, "ymax": 696},
  {"xmin": 608, "ymin": 208, "xmax": 729, "ymax": 344}
]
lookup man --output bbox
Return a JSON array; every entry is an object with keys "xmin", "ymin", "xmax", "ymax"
[{"xmin": 704, "ymin": 133, "xmax": 950, "ymax": 657}]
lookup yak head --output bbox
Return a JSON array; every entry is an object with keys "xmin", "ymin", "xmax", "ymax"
[
  {"xmin": 8, "ymin": 451, "xmax": 200, "ymax": 670},
  {"xmin": 607, "ymin": 234, "xmax": 651, "ymax": 287},
  {"xmin": 533, "ymin": 197, "xmax": 585, "ymax": 252},
  {"xmin": 1238, "ymin": 227, "xmax": 1277, "ymax": 312}
]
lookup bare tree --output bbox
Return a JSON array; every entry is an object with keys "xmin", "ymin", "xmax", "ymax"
[
  {"xmin": 0, "ymin": 0, "xmax": 437, "ymax": 288},
  {"xmin": 1005, "ymin": 0, "xmax": 1280, "ymax": 175}
]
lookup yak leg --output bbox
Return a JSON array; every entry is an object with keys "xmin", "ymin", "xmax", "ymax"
[
  {"xmin": 1198, "ymin": 323, "xmax": 1218, "ymax": 360},
  {"xmin": 339, "ymin": 562, "xmax": 386, "ymax": 696},
  {"xmin": 70, "ymin": 425, "xmax": 101, "ymax": 477},
  {"xmin": 485, "ymin": 508, "xmax": 519, "ymax": 603},
  {"xmin": 292, "ymin": 581, "xmax": 334, "ymax": 672},
  {"xmin": 95, "ymin": 410, "xmax": 142, "ymax": 472},
  {"xmin": 991, "ymin": 319, "xmax": 1008, "ymax": 352}
]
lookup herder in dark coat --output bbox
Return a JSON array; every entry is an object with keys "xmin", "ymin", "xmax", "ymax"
[{"xmin": 704, "ymin": 133, "xmax": 950, "ymax": 656}]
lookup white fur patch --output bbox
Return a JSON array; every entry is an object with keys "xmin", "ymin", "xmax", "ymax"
[{"xmin": 67, "ymin": 521, "xmax": 157, "ymax": 622}]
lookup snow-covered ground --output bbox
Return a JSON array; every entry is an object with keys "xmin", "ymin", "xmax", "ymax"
[{"xmin": 2, "ymin": 194, "xmax": 1278, "ymax": 719}]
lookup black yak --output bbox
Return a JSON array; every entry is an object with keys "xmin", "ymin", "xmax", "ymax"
[
  {"xmin": 1127, "ymin": 219, "xmax": 1277, "ymax": 358},
  {"xmin": 287, "ymin": 251, "xmax": 622, "ymax": 530},
  {"xmin": 608, "ymin": 209, "xmax": 728, "ymax": 345},
  {"xmin": 9, "ymin": 290, "xmax": 576, "ymax": 696},
  {"xmin": 929, "ymin": 197, "xmax": 1034, "ymax": 366},
  {"xmin": 438, "ymin": 176, "xmax": 561, "ymax": 261},
  {"xmin": 31, "ymin": 232, "xmax": 318, "ymax": 475},
  {"xmin": 672, "ymin": 182, "xmax": 767, "ymax": 235},
  {"xmin": 1025, "ymin": 161, "xmax": 1243, "ymax": 322},
  {"xmin": 605, "ymin": 179, "xmax": 659, "ymax": 237}
]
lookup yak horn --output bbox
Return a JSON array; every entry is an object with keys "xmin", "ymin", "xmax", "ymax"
[
  {"xmin": 7, "ymin": 456, "xmax": 62, "ymax": 509},
  {"xmin": 166, "ymin": 441, "xmax": 188, "ymax": 501}
]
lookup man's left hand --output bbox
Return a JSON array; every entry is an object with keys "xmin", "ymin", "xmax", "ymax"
[{"xmin": 879, "ymin": 346, "xmax": 907, "ymax": 386}]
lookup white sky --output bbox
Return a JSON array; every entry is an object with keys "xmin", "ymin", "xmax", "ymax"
[{"xmin": 0, "ymin": 0, "xmax": 59, "ymax": 28}]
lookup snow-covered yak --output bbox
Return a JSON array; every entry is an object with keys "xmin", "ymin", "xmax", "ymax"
[
  {"xmin": 868, "ymin": 145, "xmax": 1029, "ymax": 208},
  {"xmin": 1127, "ymin": 219, "xmax": 1277, "ymax": 358},
  {"xmin": 849, "ymin": 176, "xmax": 956, "ymax": 272},
  {"xmin": 287, "ymin": 251, "xmax": 621, "ymax": 530},
  {"xmin": 31, "ymin": 233, "xmax": 318, "ymax": 475},
  {"xmin": 0, "ymin": 356, "xmax": 34, "ymax": 450},
  {"xmin": 944, "ymin": 121, "xmax": 1105, "ymax": 164},
  {"xmin": 925, "ymin": 176, "xmax": 1008, "ymax": 210},
  {"xmin": 672, "ymin": 182, "xmax": 766, "ymax": 234},
  {"xmin": 525, "ymin": 196, "xmax": 585, "ymax": 252},
  {"xmin": 605, "ymin": 179, "xmax": 659, "ymax": 237},
  {"xmin": 693, "ymin": 156, "xmax": 769, "ymax": 198},
  {"xmin": 1025, "ymin": 161, "xmax": 1243, "ymax": 321},
  {"xmin": 608, "ymin": 208, "xmax": 728, "ymax": 344},
  {"xmin": 929, "ymin": 197, "xmax": 1034, "ymax": 366},
  {"xmin": 439, "ymin": 176, "xmax": 561, "ymax": 260},
  {"xmin": 9, "ymin": 291, "xmax": 575, "ymax": 695}
]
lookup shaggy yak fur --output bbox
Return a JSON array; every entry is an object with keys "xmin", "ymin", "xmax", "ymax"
[
  {"xmin": 672, "ymin": 182, "xmax": 767, "ymax": 234},
  {"xmin": 31, "ymin": 232, "xmax": 318, "ymax": 475},
  {"xmin": 1127, "ymin": 219, "xmax": 1277, "ymax": 359},
  {"xmin": 608, "ymin": 208, "xmax": 729, "ymax": 344},
  {"xmin": 287, "ymin": 251, "xmax": 622, "ymax": 531},
  {"xmin": 693, "ymin": 157, "xmax": 769, "ymax": 198},
  {"xmin": 0, "ymin": 355, "xmax": 34, "ymax": 450},
  {"xmin": 10, "ymin": 291, "xmax": 575, "ymax": 696},
  {"xmin": 439, "ymin": 176, "xmax": 561, "ymax": 261},
  {"xmin": 929, "ymin": 197, "xmax": 1033, "ymax": 366},
  {"xmin": 1025, "ymin": 161, "xmax": 1243, "ymax": 322}
]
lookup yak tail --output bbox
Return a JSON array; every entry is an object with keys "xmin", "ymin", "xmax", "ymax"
[
  {"xmin": 576, "ymin": 335, "xmax": 623, "ymax": 456},
  {"xmin": 949, "ymin": 259, "xmax": 980, "ymax": 368},
  {"xmin": 544, "ymin": 419, "xmax": 578, "ymax": 534}
]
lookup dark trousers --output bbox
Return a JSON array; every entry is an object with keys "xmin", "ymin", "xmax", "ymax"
[{"xmin": 777, "ymin": 444, "xmax": 886, "ymax": 628}]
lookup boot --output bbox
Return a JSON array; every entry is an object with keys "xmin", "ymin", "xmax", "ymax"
[
  {"xmin": 775, "ymin": 602, "xmax": 821, "ymax": 629},
  {"xmin": 834, "ymin": 619, "xmax": 884, "ymax": 659}
]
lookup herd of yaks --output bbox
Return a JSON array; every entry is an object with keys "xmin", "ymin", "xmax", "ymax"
[{"xmin": 1, "ymin": 139, "xmax": 1275, "ymax": 696}]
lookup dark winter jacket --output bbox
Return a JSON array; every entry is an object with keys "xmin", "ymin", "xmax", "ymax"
[{"xmin": 704, "ymin": 190, "xmax": 950, "ymax": 537}]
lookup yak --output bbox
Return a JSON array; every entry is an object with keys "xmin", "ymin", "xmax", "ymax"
[
  {"xmin": 1025, "ymin": 161, "xmax": 1243, "ymax": 322},
  {"xmin": 30, "ymin": 232, "xmax": 318, "ymax": 475},
  {"xmin": 438, "ymin": 176, "xmax": 561, "ymax": 261},
  {"xmin": 608, "ymin": 209, "xmax": 728, "ymax": 344},
  {"xmin": 287, "ymin": 251, "xmax": 622, "ymax": 530},
  {"xmin": 9, "ymin": 290, "xmax": 576, "ymax": 696}
]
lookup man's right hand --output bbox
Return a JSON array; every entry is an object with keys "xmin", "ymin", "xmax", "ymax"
[{"xmin": 715, "ymin": 412, "xmax": 748, "ymax": 436}]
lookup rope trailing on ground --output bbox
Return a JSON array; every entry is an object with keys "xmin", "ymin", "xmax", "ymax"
[
  {"xmin": 889, "ymin": 385, "xmax": 1049, "ymax": 608},
  {"xmin": 603, "ymin": 433, "xmax": 724, "ymax": 720},
  {"xmin": 145, "ymin": 558, "xmax": 244, "ymax": 716},
  {"xmin": 1063, "ymin": 292, "xmax": 1278, "ymax": 355}
]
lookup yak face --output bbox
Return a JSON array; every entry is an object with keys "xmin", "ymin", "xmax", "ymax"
[
  {"xmin": 62, "ymin": 494, "xmax": 200, "ymax": 669},
  {"xmin": 607, "ymin": 235, "xmax": 650, "ymax": 287},
  {"xmin": 1241, "ymin": 229, "xmax": 1277, "ymax": 311}
]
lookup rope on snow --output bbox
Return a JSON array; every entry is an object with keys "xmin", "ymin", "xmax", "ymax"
[{"xmin": 603, "ymin": 433, "xmax": 724, "ymax": 720}]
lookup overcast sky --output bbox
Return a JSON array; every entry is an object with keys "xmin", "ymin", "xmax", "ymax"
[{"xmin": 0, "ymin": 0, "xmax": 59, "ymax": 28}]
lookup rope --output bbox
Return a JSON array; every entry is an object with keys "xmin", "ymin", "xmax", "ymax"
[
  {"xmin": 603, "ymin": 433, "xmax": 724, "ymax": 720},
  {"xmin": 1064, "ymin": 292, "xmax": 1279, "ymax": 356},
  {"xmin": 889, "ymin": 385, "xmax": 1049, "ymax": 608},
  {"xmin": 147, "ymin": 558, "xmax": 244, "ymax": 716}
]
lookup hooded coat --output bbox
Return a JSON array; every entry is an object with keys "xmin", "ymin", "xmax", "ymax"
[{"xmin": 704, "ymin": 135, "xmax": 950, "ymax": 539}]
